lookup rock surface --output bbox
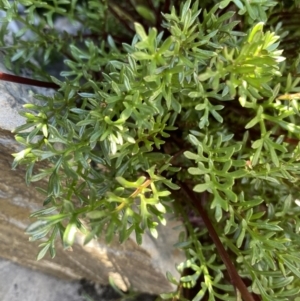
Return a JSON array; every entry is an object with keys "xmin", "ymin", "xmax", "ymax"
[
  {"xmin": 0, "ymin": 62, "xmax": 185, "ymax": 294},
  {"xmin": 0, "ymin": 257, "xmax": 157, "ymax": 301},
  {"xmin": 0, "ymin": 258, "xmax": 85, "ymax": 301}
]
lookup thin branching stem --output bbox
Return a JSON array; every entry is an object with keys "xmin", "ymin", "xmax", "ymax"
[
  {"xmin": 180, "ymin": 182, "xmax": 257, "ymax": 301},
  {"xmin": 107, "ymin": 3, "xmax": 135, "ymax": 34},
  {"xmin": 0, "ymin": 72, "xmax": 59, "ymax": 89}
]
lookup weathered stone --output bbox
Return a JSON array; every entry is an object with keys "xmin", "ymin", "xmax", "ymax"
[
  {"xmin": 0, "ymin": 257, "xmax": 157, "ymax": 301},
  {"xmin": 0, "ymin": 66, "xmax": 185, "ymax": 294},
  {"xmin": 0, "ymin": 258, "xmax": 85, "ymax": 301}
]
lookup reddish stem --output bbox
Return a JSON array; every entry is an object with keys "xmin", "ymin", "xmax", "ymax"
[
  {"xmin": 180, "ymin": 182, "xmax": 258, "ymax": 301},
  {"xmin": 0, "ymin": 72, "xmax": 59, "ymax": 89}
]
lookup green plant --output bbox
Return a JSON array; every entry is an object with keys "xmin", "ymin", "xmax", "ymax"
[{"xmin": 2, "ymin": 0, "xmax": 300, "ymax": 300}]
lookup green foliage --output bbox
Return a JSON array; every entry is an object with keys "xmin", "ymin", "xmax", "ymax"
[{"xmin": 2, "ymin": 0, "xmax": 300, "ymax": 300}]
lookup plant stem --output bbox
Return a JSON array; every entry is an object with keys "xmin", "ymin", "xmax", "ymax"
[
  {"xmin": 107, "ymin": 3, "xmax": 135, "ymax": 34},
  {"xmin": 0, "ymin": 72, "xmax": 59, "ymax": 89},
  {"xmin": 179, "ymin": 182, "xmax": 257, "ymax": 301}
]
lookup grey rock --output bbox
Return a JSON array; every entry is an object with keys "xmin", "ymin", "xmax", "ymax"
[
  {"xmin": 0, "ymin": 258, "xmax": 84, "ymax": 301},
  {"xmin": 0, "ymin": 59, "xmax": 55, "ymax": 131},
  {"xmin": 0, "ymin": 258, "xmax": 157, "ymax": 301}
]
